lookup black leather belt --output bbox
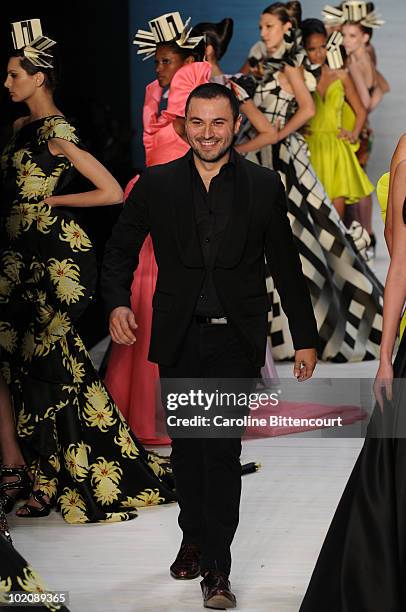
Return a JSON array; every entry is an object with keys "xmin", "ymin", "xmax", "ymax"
[{"xmin": 195, "ymin": 315, "xmax": 228, "ymax": 325}]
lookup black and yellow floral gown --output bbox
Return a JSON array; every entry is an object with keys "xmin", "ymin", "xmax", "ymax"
[{"xmin": 0, "ymin": 115, "xmax": 176, "ymax": 523}]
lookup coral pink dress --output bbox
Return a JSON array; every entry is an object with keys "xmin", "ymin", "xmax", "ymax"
[{"xmin": 104, "ymin": 62, "xmax": 212, "ymax": 444}]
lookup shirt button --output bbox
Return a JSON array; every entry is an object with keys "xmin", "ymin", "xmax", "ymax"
[
  {"xmin": 205, "ymin": 237, "xmax": 210, "ymax": 244},
  {"xmin": 200, "ymin": 294, "xmax": 205, "ymax": 299}
]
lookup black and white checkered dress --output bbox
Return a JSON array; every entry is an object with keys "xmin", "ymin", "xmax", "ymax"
[{"xmin": 246, "ymin": 73, "xmax": 383, "ymax": 361}]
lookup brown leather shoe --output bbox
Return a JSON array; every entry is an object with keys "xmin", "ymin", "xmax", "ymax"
[
  {"xmin": 201, "ymin": 571, "xmax": 237, "ymax": 609},
  {"xmin": 170, "ymin": 543, "xmax": 201, "ymax": 579}
]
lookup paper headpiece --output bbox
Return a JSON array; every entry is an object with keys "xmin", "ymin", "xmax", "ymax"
[
  {"xmin": 326, "ymin": 31, "xmax": 344, "ymax": 69},
  {"xmin": 133, "ymin": 12, "xmax": 205, "ymax": 60},
  {"xmin": 11, "ymin": 19, "xmax": 56, "ymax": 68},
  {"xmin": 322, "ymin": 2, "xmax": 384, "ymax": 29}
]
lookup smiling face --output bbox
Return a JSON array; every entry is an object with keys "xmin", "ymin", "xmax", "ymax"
[
  {"xmin": 343, "ymin": 23, "xmax": 369, "ymax": 54},
  {"xmin": 304, "ymin": 33, "xmax": 327, "ymax": 65},
  {"xmin": 185, "ymin": 95, "xmax": 241, "ymax": 163},
  {"xmin": 4, "ymin": 56, "xmax": 40, "ymax": 103},
  {"xmin": 259, "ymin": 13, "xmax": 292, "ymax": 54},
  {"xmin": 154, "ymin": 45, "xmax": 191, "ymax": 88}
]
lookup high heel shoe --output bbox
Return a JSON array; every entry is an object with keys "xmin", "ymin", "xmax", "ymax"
[
  {"xmin": 16, "ymin": 490, "xmax": 51, "ymax": 518},
  {"xmin": 0, "ymin": 465, "xmax": 33, "ymax": 514}
]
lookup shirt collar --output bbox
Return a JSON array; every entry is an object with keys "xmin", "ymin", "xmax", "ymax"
[{"xmin": 188, "ymin": 147, "xmax": 236, "ymax": 173}]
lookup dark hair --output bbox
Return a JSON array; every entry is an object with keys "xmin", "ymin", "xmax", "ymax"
[
  {"xmin": 185, "ymin": 82, "xmax": 240, "ymax": 122},
  {"xmin": 301, "ymin": 18, "xmax": 327, "ymax": 45},
  {"xmin": 193, "ymin": 18, "xmax": 233, "ymax": 61},
  {"xmin": 11, "ymin": 48, "xmax": 58, "ymax": 92},
  {"xmin": 156, "ymin": 38, "xmax": 206, "ymax": 62},
  {"xmin": 262, "ymin": 1, "xmax": 302, "ymax": 28}
]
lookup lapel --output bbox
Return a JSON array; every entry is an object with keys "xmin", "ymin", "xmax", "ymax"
[{"xmin": 171, "ymin": 150, "xmax": 252, "ymax": 269}]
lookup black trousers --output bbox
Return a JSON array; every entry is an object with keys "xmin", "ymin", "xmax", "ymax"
[{"xmin": 159, "ymin": 318, "xmax": 260, "ymax": 576}]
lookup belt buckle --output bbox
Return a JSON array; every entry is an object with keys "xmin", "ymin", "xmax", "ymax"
[{"xmin": 210, "ymin": 317, "xmax": 227, "ymax": 324}]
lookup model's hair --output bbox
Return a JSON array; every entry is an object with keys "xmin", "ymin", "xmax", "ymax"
[
  {"xmin": 301, "ymin": 18, "xmax": 327, "ymax": 45},
  {"xmin": 185, "ymin": 82, "xmax": 240, "ymax": 122},
  {"xmin": 193, "ymin": 18, "xmax": 233, "ymax": 61},
  {"xmin": 262, "ymin": 1, "xmax": 302, "ymax": 28},
  {"xmin": 156, "ymin": 38, "xmax": 206, "ymax": 62},
  {"xmin": 11, "ymin": 49, "xmax": 58, "ymax": 92}
]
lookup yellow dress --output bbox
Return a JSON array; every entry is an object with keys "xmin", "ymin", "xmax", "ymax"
[
  {"xmin": 306, "ymin": 79, "xmax": 374, "ymax": 204},
  {"xmin": 376, "ymin": 171, "xmax": 406, "ymax": 337}
]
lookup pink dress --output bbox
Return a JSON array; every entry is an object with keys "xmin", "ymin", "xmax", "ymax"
[{"xmin": 104, "ymin": 63, "xmax": 212, "ymax": 444}]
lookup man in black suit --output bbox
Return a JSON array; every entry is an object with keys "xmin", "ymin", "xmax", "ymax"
[{"xmin": 101, "ymin": 83, "xmax": 318, "ymax": 610}]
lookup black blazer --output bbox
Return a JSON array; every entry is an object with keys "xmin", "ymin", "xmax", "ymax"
[{"xmin": 101, "ymin": 151, "xmax": 318, "ymax": 366}]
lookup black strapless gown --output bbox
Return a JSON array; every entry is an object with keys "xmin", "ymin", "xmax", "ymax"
[{"xmin": 300, "ymin": 340, "xmax": 406, "ymax": 612}]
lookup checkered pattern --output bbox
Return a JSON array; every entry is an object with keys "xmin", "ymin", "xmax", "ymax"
[{"xmin": 245, "ymin": 74, "xmax": 383, "ymax": 361}]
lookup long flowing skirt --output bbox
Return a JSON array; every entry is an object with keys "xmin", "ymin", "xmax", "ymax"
[{"xmin": 249, "ymin": 133, "xmax": 383, "ymax": 362}]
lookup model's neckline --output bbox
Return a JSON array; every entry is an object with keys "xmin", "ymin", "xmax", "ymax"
[{"xmin": 16, "ymin": 114, "xmax": 66, "ymax": 133}]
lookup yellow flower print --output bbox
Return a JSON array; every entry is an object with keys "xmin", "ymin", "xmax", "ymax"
[
  {"xmin": 38, "ymin": 117, "xmax": 78, "ymax": 143},
  {"xmin": 83, "ymin": 382, "xmax": 116, "ymax": 431},
  {"xmin": 59, "ymin": 487, "xmax": 88, "ymax": 523},
  {"xmin": 121, "ymin": 488, "xmax": 165, "ymax": 508},
  {"xmin": 17, "ymin": 566, "xmax": 47, "ymax": 594},
  {"xmin": 36, "ymin": 474, "xmax": 58, "ymax": 500},
  {"xmin": 35, "ymin": 311, "xmax": 71, "ymax": 356},
  {"xmin": 59, "ymin": 219, "xmax": 92, "ymax": 252},
  {"xmin": 0, "ymin": 576, "xmax": 12, "ymax": 604},
  {"xmin": 94, "ymin": 478, "xmax": 120, "ymax": 505},
  {"xmin": 104, "ymin": 511, "xmax": 136, "ymax": 522},
  {"xmin": 90, "ymin": 458, "xmax": 123, "ymax": 505},
  {"xmin": 56, "ymin": 276, "xmax": 85, "ymax": 305},
  {"xmin": 5, "ymin": 206, "xmax": 23, "ymax": 240},
  {"xmin": 0, "ymin": 322, "xmax": 17, "ymax": 352},
  {"xmin": 5, "ymin": 204, "xmax": 37, "ymax": 240},
  {"xmin": 17, "ymin": 161, "xmax": 46, "ymax": 200},
  {"xmin": 114, "ymin": 422, "xmax": 140, "ymax": 459},
  {"xmin": 17, "ymin": 406, "xmax": 34, "ymax": 437},
  {"xmin": 0, "ymin": 275, "xmax": 12, "ymax": 299},
  {"xmin": 42, "ymin": 399, "xmax": 69, "ymax": 421},
  {"xmin": 64, "ymin": 355, "xmax": 85, "ymax": 383},
  {"xmin": 90, "ymin": 458, "xmax": 123, "ymax": 485},
  {"xmin": 146, "ymin": 456, "xmax": 166, "ymax": 479},
  {"xmin": 48, "ymin": 258, "xmax": 80, "ymax": 282},
  {"xmin": 42, "ymin": 169, "xmax": 63, "ymax": 197},
  {"xmin": 2, "ymin": 250, "xmax": 23, "ymax": 283},
  {"xmin": 0, "ymin": 362, "xmax": 11, "ymax": 385},
  {"xmin": 36, "ymin": 204, "xmax": 57, "ymax": 234},
  {"xmin": 12, "ymin": 148, "xmax": 26, "ymax": 168},
  {"xmin": 48, "ymin": 454, "xmax": 61, "ymax": 473},
  {"xmin": 16, "ymin": 566, "xmax": 63, "ymax": 609},
  {"xmin": 29, "ymin": 260, "xmax": 44, "ymax": 284},
  {"xmin": 21, "ymin": 329, "xmax": 35, "ymax": 362},
  {"xmin": 19, "ymin": 203, "xmax": 37, "ymax": 231},
  {"xmin": 74, "ymin": 335, "xmax": 87, "ymax": 353},
  {"xmin": 64, "ymin": 442, "xmax": 90, "ymax": 481}
]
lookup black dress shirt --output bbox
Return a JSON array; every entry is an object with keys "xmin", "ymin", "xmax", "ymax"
[{"xmin": 190, "ymin": 151, "xmax": 235, "ymax": 316}]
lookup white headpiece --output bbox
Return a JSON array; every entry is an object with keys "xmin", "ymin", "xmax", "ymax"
[
  {"xmin": 326, "ymin": 31, "xmax": 344, "ymax": 69},
  {"xmin": 11, "ymin": 19, "xmax": 56, "ymax": 68},
  {"xmin": 133, "ymin": 12, "xmax": 205, "ymax": 61},
  {"xmin": 322, "ymin": 2, "xmax": 384, "ymax": 29}
]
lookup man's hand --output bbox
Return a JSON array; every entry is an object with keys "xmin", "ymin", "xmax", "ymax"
[
  {"xmin": 109, "ymin": 306, "xmax": 138, "ymax": 345},
  {"xmin": 293, "ymin": 348, "xmax": 317, "ymax": 381}
]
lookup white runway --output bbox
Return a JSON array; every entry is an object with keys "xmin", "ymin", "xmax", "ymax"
[{"xmin": 9, "ymin": 436, "xmax": 362, "ymax": 612}]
